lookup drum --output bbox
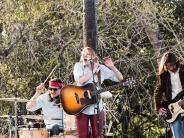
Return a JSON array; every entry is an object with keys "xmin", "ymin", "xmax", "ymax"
[
  {"xmin": 18, "ymin": 128, "xmax": 48, "ymax": 138},
  {"xmin": 51, "ymin": 134, "xmax": 77, "ymax": 138},
  {"xmin": 63, "ymin": 113, "xmax": 77, "ymax": 136}
]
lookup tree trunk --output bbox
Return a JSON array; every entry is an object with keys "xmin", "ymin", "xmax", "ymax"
[
  {"xmin": 83, "ymin": 0, "xmax": 97, "ymax": 50},
  {"xmin": 131, "ymin": 0, "xmax": 164, "ymax": 60}
]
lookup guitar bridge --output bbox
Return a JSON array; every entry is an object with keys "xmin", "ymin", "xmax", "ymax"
[
  {"xmin": 87, "ymin": 90, "xmax": 92, "ymax": 99},
  {"xmin": 83, "ymin": 90, "xmax": 92, "ymax": 99}
]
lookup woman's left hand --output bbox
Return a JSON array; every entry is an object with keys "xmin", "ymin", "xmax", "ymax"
[{"xmin": 103, "ymin": 57, "xmax": 115, "ymax": 69}]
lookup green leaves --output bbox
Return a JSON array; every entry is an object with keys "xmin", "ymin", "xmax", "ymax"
[{"xmin": 0, "ymin": 0, "xmax": 184, "ymax": 137}]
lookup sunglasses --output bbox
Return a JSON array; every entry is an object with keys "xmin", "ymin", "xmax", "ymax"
[{"xmin": 48, "ymin": 88, "xmax": 60, "ymax": 91}]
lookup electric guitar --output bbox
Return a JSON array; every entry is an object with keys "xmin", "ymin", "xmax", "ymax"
[
  {"xmin": 60, "ymin": 78, "xmax": 136, "ymax": 115},
  {"xmin": 161, "ymin": 91, "xmax": 184, "ymax": 123}
]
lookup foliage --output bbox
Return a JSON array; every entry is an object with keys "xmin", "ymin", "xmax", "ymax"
[{"xmin": 0, "ymin": 0, "xmax": 184, "ymax": 137}]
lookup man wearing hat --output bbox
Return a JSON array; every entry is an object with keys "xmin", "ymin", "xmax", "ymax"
[{"xmin": 26, "ymin": 78, "xmax": 64, "ymax": 136}]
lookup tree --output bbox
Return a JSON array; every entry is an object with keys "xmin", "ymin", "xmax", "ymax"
[{"xmin": 83, "ymin": 0, "xmax": 97, "ymax": 50}]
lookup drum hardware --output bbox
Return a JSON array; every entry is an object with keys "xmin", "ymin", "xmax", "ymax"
[
  {"xmin": 18, "ymin": 128, "xmax": 49, "ymax": 138},
  {"xmin": 22, "ymin": 121, "xmax": 44, "ymax": 129},
  {"xmin": 104, "ymin": 121, "xmax": 113, "ymax": 137},
  {"xmin": 50, "ymin": 133, "xmax": 78, "ymax": 138},
  {"xmin": 49, "ymin": 118, "xmax": 62, "ymax": 120},
  {"xmin": 21, "ymin": 115, "xmax": 62, "ymax": 121},
  {"xmin": 28, "ymin": 121, "xmax": 34, "ymax": 128},
  {"xmin": 0, "ymin": 97, "xmax": 77, "ymax": 137},
  {"xmin": 103, "ymin": 104, "xmax": 119, "ymax": 123},
  {"xmin": 47, "ymin": 117, "xmax": 62, "ymax": 120},
  {"xmin": 47, "ymin": 112, "xmax": 77, "ymax": 138},
  {"xmin": 0, "ymin": 97, "xmax": 30, "ymax": 138},
  {"xmin": 103, "ymin": 104, "xmax": 118, "ymax": 137},
  {"xmin": 0, "ymin": 114, "xmax": 21, "ymax": 138},
  {"xmin": 21, "ymin": 115, "xmax": 44, "ymax": 120},
  {"xmin": 18, "ymin": 125, "xmax": 28, "ymax": 128},
  {"xmin": 3, "ymin": 101, "xmax": 19, "ymax": 138},
  {"xmin": 43, "ymin": 115, "xmax": 62, "ymax": 120},
  {"xmin": 0, "ymin": 115, "xmax": 16, "ymax": 118},
  {"xmin": 14, "ymin": 99, "xmax": 18, "ymax": 138},
  {"xmin": 7, "ymin": 114, "xmax": 14, "ymax": 138},
  {"xmin": 0, "ymin": 97, "xmax": 29, "ymax": 102}
]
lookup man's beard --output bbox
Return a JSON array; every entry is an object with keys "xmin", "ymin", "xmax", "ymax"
[{"xmin": 48, "ymin": 94, "xmax": 60, "ymax": 107}]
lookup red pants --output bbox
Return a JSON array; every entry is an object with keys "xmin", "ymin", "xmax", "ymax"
[{"xmin": 76, "ymin": 112, "xmax": 104, "ymax": 138}]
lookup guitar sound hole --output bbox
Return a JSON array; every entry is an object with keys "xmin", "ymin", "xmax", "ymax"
[
  {"xmin": 74, "ymin": 93, "xmax": 79, "ymax": 104},
  {"xmin": 84, "ymin": 91, "xmax": 89, "ymax": 99}
]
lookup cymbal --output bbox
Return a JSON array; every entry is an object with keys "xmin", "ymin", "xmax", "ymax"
[
  {"xmin": 21, "ymin": 115, "xmax": 44, "ymax": 120},
  {"xmin": 21, "ymin": 115, "xmax": 62, "ymax": 120},
  {"xmin": 0, "ymin": 97, "xmax": 29, "ymax": 102},
  {"xmin": 0, "ymin": 115, "xmax": 16, "ymax": 118},
  {"xmin": 0, "ymin": 115, "xmax": 8, "ymax": 118},
  {"xmin": 0, "ymin": 114, "xmax": 62, "ymax": 121}
]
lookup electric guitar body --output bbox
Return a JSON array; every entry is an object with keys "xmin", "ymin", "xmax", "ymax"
[{"xmin": 162, "ymin": 91, "xmax": 184, "ymax": 123}]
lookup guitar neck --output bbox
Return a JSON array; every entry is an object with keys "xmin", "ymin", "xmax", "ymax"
[
  {"xmin": 96, "ymin": 82, "xmax": 126, "ymax": 94},
  {"xmin": 178, "ymin": 99, "xmax": 184, "ymax": 106}
]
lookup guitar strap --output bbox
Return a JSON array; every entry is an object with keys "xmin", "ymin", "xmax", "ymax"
[{"xmin": 97, "ymin": 70, "xmax": 101, "ymax": 88}]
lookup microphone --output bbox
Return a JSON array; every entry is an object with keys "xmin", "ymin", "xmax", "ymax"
[
  {"xmin": 89, "ymin": 59, "xmax": 94, "ymax": 63},
  {"xmin": 83, "ymin": 57, "xmax": 98, "ymax": 66},
  {"xmin": 84, "ymin": 58, "xmax": 94, "ymax": 65},
  {"xmin": 85, "ymin": 57, "xmax": 98, "ymax": 63}
]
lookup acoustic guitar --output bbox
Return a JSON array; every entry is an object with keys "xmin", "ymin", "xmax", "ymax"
[
  {"xmin": 60, "ymin": 78, "xmax": 136, "ymax": 115},
  {"xmin": 161, "ymin": 91, "xmax": 184, "ymax": 123}
]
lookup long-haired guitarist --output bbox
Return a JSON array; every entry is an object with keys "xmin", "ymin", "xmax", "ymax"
[
  {"xmin": 154, "ymin": 52, "xmax": 184, "ymax": 138},
  {"xmin": 73, "ymin": 47, "xmax": 124, "ymax": 138}
]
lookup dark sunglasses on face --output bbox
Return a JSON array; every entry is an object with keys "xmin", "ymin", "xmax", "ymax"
[{"xmin": 48, "ymin": 88, "xmax": 60, "ymax": 91}]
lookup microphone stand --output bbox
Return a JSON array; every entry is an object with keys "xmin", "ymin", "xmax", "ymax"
[
  {"xmin": 8, "ymin": 113, "xmax": 13, "ymax": 138},
  {"xmin": 61, "ymin": 102, "xmax": 65, "ymax": 137},
  {"xmin": 14, "ymin": 100, "xmax": 18, "ymax": 138},
  {"xmin": 13, "ymin": 92, "xmax": 18, "ymax": 138},
  {"xmin": 90, "ymin": 60, "xmax": 100, "ymax": 138},
  {"xmin": 58, "ymin": 94, "xmax": 65, "ymax": 137},
  {"xmin": 96, "ymin": 99, "xmax": 100, "ymax": 138},
  {"xmin": 90, "ymin": 60, "xmax": 96, "ymax": 86}
]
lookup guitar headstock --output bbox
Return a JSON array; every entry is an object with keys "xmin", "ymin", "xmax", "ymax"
[{"xmin": 123, "ymin": 77, "xmax": 136, "ymax": 88}]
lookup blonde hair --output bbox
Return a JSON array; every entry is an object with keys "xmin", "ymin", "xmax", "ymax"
[
  {"xmin": 158, "ymin": 52, "xmax": 168, "ymax": 75},
  {"xmin": 80, "ymin": 47, "xmax": 98, "ymax": 62}
]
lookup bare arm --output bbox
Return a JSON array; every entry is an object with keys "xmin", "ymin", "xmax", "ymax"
[
  {"xmin": 77, "ymin": 62, "xmax": 100, "ymax": 85},
  {"xmin": 110, "ymin": 66, "xmax": 124, "ymax": 81},
  {"xmin": 26, "ymin": 83, "xmax": 44, "ymax": 110},
  {"xmin": 104, "ymin": 57, "xmax": 123, "ymax": 81},
  {"xmin": 77, "ymin": 71, "xmax": 93, "ymax": 85}
]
